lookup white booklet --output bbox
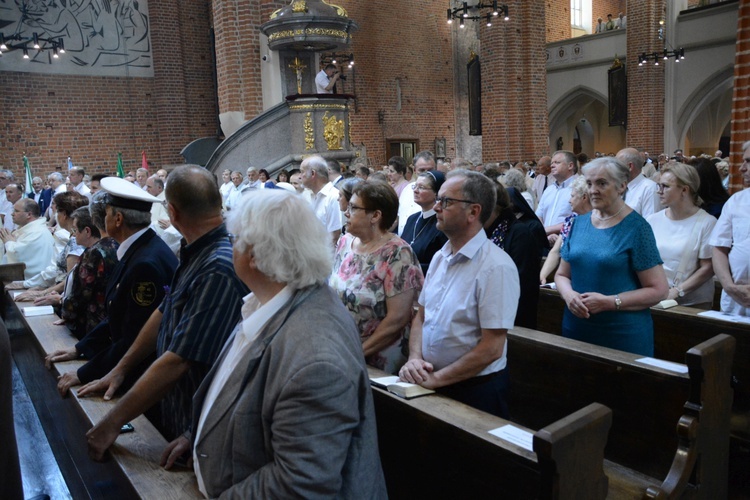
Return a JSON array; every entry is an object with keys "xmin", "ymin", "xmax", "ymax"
[
  {"xmin": 697, "ymin": 310, "xmax": 750, "ymax": 325},
  {"xmin": 488, "ymin": 425, "xmax": 535, "ymax": 452},
  {"xmin": 370, "ymin": 376, "xmax": 435, "ymax": 399},
  {"xmin": 23, "ymin": 306, "xmax": 55, "ymax": 317}
]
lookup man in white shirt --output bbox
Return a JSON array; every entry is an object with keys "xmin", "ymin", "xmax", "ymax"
[
  {"xmin": 300, "ymin": 155, "xmax": 341, "ymax": 247},
  {"xmin": 48, "ymin": 172, "xmax": 66, "ymax": 194},
  {"xmin": 218, "ymin": 169, "xmax": 233, "ymax": 202},
  {"xmin": 242, "ymin": 166, "xmax": 261, "ymax": 191},
  {"xmin": 2, "ymin": 184, "xmax": 24, "ymax": 230},
  {"xmin": 617, "ymin": 147, "xmax": 661, "ymax": 218},
  {"xmin": 69, "ymin": 166, "xmax": 91, "ymax": 199},
  {"xmin": 536, "ymin": 150, "xmax": 577, "ymax": 244},
  {"xmin": 531, "ymin": 155, "xmax": 553, "ymax": 209},
  {"xmin": 315, "ymin": 64, "xmax": 341, "ymax": 94},
  {"xmin": 400, "ymin": 170, "xmax": 519, "ymax": 418},
  {"xmin": 224, "ymin": 171, "xmax": 245, "ymax": 211},
  {"xmin": 398, "ymin": 151, "xmax": 437, "ymax": 235},
  {"xmin": 0, "ymin": 170, "xmax": 14, "ymax": 218},
  {"xmin": 615, "ymin": 12, "xmax": 626, "ymax": 29},
  {"xmin": 0, "ymin": 199, "xmax": 55, "ymax": 279},
  {"xmin": 135, "ymin": 168, "xmax": 149, "ymax": 190},
  {"xmin": 710, "ymin": 140, "xmax": 750, "ymax": 316}
]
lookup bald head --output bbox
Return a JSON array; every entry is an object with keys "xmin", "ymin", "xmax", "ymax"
[
  {"xmin": 616, "ymin": 148, "xmax": 644, "ymax": 181},
  {"xmin": 165, "ymin": 165, "xmax": 222, "ymax": 219},
  {"xmin": 537, "ymin": 156, "xmax": 551, "ymax": 175}
]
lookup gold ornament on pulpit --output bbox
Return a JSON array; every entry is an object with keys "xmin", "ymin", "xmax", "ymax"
[
  {"xmin": 322, "ymin": 112, "xmax": 345, "ymax": 150},
  {"xmin": 304, "ymin": 112, "xmax": 315, "ymax": 150}
]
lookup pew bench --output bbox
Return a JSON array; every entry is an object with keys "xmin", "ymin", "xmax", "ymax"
[
  {"xmin": 367, "ymin": 366, "xmax": 619, "ymax": 499},
  {"xmin": 537, "ymin": 286, "xmax": 750, "ymax": 442},
  {"xmin": 6, "ymin": 291, "xmax": 201, "ymax": 499},
  {"xmin": 507, "ymin": 328, "xmax": 734, "ymax": 499}
]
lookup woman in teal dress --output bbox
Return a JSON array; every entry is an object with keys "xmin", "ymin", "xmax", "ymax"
[{"xmin": 555, "ymin": 157, "xmax": 669, "ymax": 356}]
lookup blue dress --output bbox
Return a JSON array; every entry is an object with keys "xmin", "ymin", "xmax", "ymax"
[{"xmin": 560, "ymin": 211, "xmax": 663, "ymax": 356}]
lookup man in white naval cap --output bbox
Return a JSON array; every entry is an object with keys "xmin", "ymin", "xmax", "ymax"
[{"xmin": 47, "ymin": 177, "xmax": 178, "ymax": 396}]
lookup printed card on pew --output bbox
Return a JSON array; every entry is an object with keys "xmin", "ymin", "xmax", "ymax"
[
  {"xmin": 370, "ymin": 375, "xmax": 435, "ymax": 399},
  {"xmin": 23, "ymin": 305, "xmax": 55, "ymax": 317}
]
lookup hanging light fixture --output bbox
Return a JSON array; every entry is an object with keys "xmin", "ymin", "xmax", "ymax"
[
  {"xmin": 0, "ymin": 32, "xmax": 64, "ymax": 59},
  {"xmin": 638, "ymin": 20, "xmax": 685, "ymax": 67},
  {"xmin": 447, "ymin": 1, "xmax": 509, "ymax": 26}
]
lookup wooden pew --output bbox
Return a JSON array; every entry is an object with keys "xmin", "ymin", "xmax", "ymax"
[
  {"xmin": 5, "ymin": 291, "xmax": 202, "ymax": 499},
  {"xmin": 507, "ymin": 328, "xmax": 734, "ymax": 499},
  {"xmin": 367, "ymin": 366, "xmax": 616, "ymax": 499},
  {"xmin": 537, "ymin": 287, "xmax": 750, "ymax": 434}
]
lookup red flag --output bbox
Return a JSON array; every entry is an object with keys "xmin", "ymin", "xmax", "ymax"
[{"xmin": 142, "ymin": 150, "xmax": 148, "ymax": 171}]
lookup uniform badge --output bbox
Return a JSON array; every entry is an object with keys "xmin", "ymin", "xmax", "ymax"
[{"xmin": 132, "ymin": 282, "xmax": 157, "ymax": 306}]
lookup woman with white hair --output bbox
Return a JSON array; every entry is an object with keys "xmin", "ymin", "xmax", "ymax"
[
  {"xmin": 555, "ymin": 157, "xmax": 668, "ymax": 356},
  {"xmin": 540, "ymin": 174, "xmax": 592, "ymax": 284},
  {"xmin": 182, "ymin": 189, "xmax": 386, "ymax": 498},
  {"xmin": 647, "ymin": 163, "xmax": 716, "ymax": 308}
]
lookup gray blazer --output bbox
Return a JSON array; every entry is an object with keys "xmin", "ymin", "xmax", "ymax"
[{"xmin": 191, "ymin": 284, "xmax": 387, "ymax": 499}]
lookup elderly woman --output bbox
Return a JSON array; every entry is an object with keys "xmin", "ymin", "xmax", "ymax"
[
  {"xmin": 161, "ymin": 189, "xmax": 386, "ymax": 498},
  {"xmin": 646, "ymin": 163, "xmax": 716, "ymax": 308},
  {"xmin": 401, "ymin": 171, "xmax": 448, "ymax": 274},
  {"xmin": 540, "ymin": 175, "xmax": 592, "ymax": 283},
  {"xmin": 337, "ymin": 177, "xmax": 363, "ymax": 234},
  {"xmin": 502, "ymin": 168, "xmax": 535, "ymax": 209},
  {"xmin": 54, "ymin": 206, "xmax": 119, "ymax": 338},
  {"xmin": 10, "ymin": 192, "xmax": 89, "ymax": 297},
  {"xmin": 555, "ymin": 157, "xmax": 668, "ymax": 356},
  {"xmin": 330, "ymin": 181, "xmax": 424, "ymax": 373},
  {"xmin": 483, "ymin": 183, "xmax": 548, "ymax": 328}
]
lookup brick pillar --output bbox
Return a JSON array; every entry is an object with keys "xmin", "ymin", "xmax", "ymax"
[
  {"xmin": 624, "ymin": 0, "xmax": 665, "ymax": 152},
  {"xmin": 546, "ymin": 0, "xmax": 571, "ymax": 43},
  {"xmin": 213, "ymin": 0, "xmax": 281, "ymax": 121},
  {"xmin": 729, "ymin": 0, "xmax": 750, "ymax": 193},
  {"xmin": 481, "ymin": 0, "xmax": 549, "ymax": 161}
]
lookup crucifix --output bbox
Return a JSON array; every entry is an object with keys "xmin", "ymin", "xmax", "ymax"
[{"xmin": 288, "ymin": 57, "xmax": 307, "ymax": 94}]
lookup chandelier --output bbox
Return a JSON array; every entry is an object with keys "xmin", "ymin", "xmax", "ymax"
[
  {"xmin": 638, "ymin": 20, "xmax": 685, "ymax": 67},
  {"xmin": 0, "ymin": 32, "xmax": 65, "ymax": 60},
  {"xmin": 447, "ymin": 1, "xmax": 510, "ymax": 28}
]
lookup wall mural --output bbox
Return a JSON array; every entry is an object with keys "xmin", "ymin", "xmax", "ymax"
[{"xmin": 0, "ymin": 0, "xmax": 153, "ymax": 77}]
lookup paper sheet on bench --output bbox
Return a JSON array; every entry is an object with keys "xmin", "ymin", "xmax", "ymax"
[
  {"xmin": 697, "ymin": 310, "xmax": 750, "ymax": 325},
  {"xmin": 635, "ymin": 357, "xmax": 688, "ymax": 374},
  {"xmin": 23, "ymin": 306, "xmax": 55, "ymax": 317},
  {"xmin": 488, "ymin": 425, "xmax": 534, "ymax": 451}
]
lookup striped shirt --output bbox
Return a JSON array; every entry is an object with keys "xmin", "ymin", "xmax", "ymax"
[{"xmin": 156, "ymin": 224, "xmax": 249, "ymax": 440}]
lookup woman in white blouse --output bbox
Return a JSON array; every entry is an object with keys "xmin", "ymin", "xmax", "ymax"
[{"xmin": 646, "ymin": 163, "xmax": 717, "ymax": 308}]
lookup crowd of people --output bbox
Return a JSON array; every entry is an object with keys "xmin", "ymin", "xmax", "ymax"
[{"xmin": 2, "ymin": 140, "xmax": 748, "ymax": 496}]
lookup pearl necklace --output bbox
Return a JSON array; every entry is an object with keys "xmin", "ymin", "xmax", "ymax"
[{"xmin": 592, "ymin": 204, "xmax": 626, "ymax": 221}]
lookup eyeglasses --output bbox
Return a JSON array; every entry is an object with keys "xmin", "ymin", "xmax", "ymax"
[
  {"xmin": 434, "ymin": 196, "xmax": 477, "ymax": 209},
  {"xmin": 346, "ymin": 204, "xmax": 371, "ymax": 214}
]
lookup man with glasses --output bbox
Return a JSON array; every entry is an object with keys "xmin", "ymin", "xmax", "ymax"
[
  {"xmin": 400, "ymin": 170, "xmax": 519, "ymax": 418},
  {"xmin": 76, "ymin": 166, "xmax": 248, "ymax": 462}
]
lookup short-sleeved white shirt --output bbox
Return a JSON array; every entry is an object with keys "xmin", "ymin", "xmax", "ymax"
[
  {"xmin": 397, "ymin": 182, "xmax": 420, "ymax": 236},
  {"xmin": 647, "ymin": 208, "xmax": 716, "ymax": 306},
  {"xmin": 535, "ymin": 175, "xmax": 575, "ymax": 226},
  {"xmin": 419, "ymin": 229, "xmax": 519, "ymax": 375},
  {"xmin": 310, "ymin": 182, "xmax": 341, "ymax": 233},
  {"xmin": 315, "ymin": 70, "xmax": 332, "ymax": 94},
  {"xmin": 709, "ymin": 188, "xmax": 750, "ymax": 315},
  {"xmin": 625, "ymin": 173, "xmax": 661, "ymax": 218}
]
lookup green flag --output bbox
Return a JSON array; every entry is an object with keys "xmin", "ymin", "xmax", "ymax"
[
  {"xmin": 117, "ymin": 152, "xmax": 125, "ymax": 178},
  {"xmin": 23, "ymin": 156, "xmax": 33, "ymax": 196}
]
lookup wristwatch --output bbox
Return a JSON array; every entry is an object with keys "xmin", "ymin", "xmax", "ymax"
[
  {"xmin": 675, "ymin": 286, "xmax": 685, "ymax": 298},
  {"xmin": 614, "ymin": 295, "xmax": 622, "ymax": 310}
]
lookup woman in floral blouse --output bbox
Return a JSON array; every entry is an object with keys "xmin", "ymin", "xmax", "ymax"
[
  {"xmin": 330, "ymin": 180, "xmax": 424, "ymax": 373},
  {"xmin": 58, "ymin": 206, "xmax": 119, "ymax": 339}
]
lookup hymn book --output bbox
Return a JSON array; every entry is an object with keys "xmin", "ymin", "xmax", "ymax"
[{"xmin": 369, "ymin": 376, "xmax": 435, "ymax": 399}]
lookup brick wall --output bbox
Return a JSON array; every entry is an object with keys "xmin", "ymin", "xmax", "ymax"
[
  {"xmin": 592, "ymin": 0, "xmax": 626, "ymax": 29},
  {"xmin": 547, "ymin": 0, "xmax": 571, "ymax": 43},
  {"xmin": 729, "ymin": 0, "xmax": 750, "ymax": 192},
  {"xmin": 483, "ymin": 0, "xmax": 549, "ymax": 162},
  {"xmin": 625, "ymin": 0, "xmax": 665, "ymax": 153},
  {"xmin": 0, "ymin": 0, "xmax": 217, "ymax": 179},
  {"xmin": 344, "ymin": 0, "xmax": 457, "ymax": 166}
]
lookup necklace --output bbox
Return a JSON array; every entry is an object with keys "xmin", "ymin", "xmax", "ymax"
[
  {"xmin": 411, "ymin": 214, "xmax": 432, "ymax": 245},
  {"xmin": 592, "ymin": 204, "xmax": 626, "ymax": 222}
]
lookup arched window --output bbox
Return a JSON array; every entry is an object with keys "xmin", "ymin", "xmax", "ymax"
[{"xmin": 571, "ymin": 0, "xmax": 592, "ymax": 35}]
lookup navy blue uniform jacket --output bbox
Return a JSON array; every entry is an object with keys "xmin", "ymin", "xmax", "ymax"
[{"xmin": 75, "ymin": 228, "xmax": 177, "ymax": 385}]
